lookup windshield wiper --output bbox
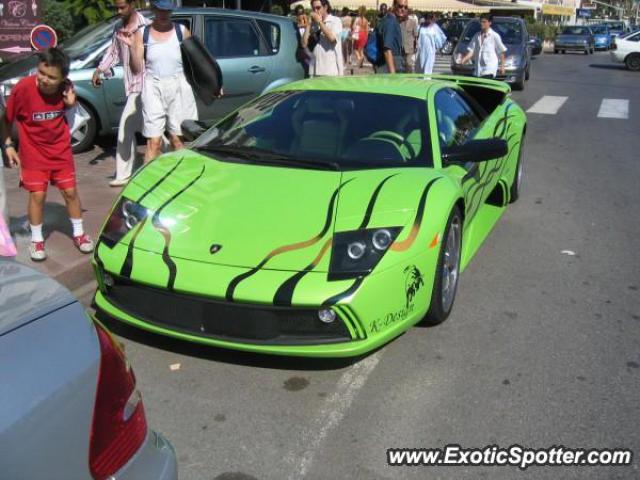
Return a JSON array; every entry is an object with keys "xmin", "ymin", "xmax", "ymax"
[{"xmin": 194, "ymin": 145, "xmax": 340, "ymax": 171}]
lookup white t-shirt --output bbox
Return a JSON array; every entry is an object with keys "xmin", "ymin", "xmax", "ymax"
[
  {"xmin": 311, "ymin": 15, "xmax": 344, "ymax": 77},
  {"xmin": 467, "ymin": 28, "xmax": 507, "ymax": 77}
]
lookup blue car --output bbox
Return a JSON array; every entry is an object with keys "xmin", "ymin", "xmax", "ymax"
[{"xmin": 591, "ymin": 24, "xmax": 612, "ymax": 50}]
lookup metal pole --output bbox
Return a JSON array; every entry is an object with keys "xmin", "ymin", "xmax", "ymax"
[{"xmin": 236, "ymin": 0, "xmax": 241, "ymax": 9}]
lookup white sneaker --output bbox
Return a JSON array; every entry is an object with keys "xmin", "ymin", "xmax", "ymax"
[
  {"xmin": 30, "ymin": 241, "xmax": 47, "ymax": 261},
  {"xmin": 73, "ymin": 234, "xmax": 94, "ymax": 254},
  {"xmin": 109, "ymin": 177, "xmax": 131, "ymax": 187}
]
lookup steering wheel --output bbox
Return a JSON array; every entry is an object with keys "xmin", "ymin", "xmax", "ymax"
[{"xmin": 367, "ymin": 131, "xmax": 417, "ymax": 161}]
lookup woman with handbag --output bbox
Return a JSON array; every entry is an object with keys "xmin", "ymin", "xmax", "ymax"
[{"xmin": 120, "ymin": 0, "xmax": 198, "ymax": 163}]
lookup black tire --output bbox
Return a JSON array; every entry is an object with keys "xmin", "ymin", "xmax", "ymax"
[
  {"xmin": 625, "ymin": 53, "xmax": 640, "ymax": 72},
  {"xmin": 561, "ymin": 50, "xmax": 566, "ymax": 54},
  {"xmin": 512, "ymin": 77, "xmax": 525, "ymax": 91},
  {"xmin": 584, "ymin": 49, "xmax": 589, "ymax": 55},
  {"xmin": 510, "ymin": 135, "xmax": 525, "ymax": 203},
  {"xmin": 554, "ymin": 49, "xmax": 558, "ymax": 54},
  {"xmin": 525, "ymin": 65, "xmax": 530, "ymax": 81},
  {"xmin": 71, "ymin": 100, "xmax": 98, "ymax": 154},
  {"xmin": 422, "ymin": 206, "xmax": 463, "ymax": 327}
]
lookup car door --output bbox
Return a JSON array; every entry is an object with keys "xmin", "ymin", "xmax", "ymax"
[
  {"xmin": 200, "ymin": 15, "xmax": 274, "ymax": 121},
  {"xmin": 434, "ymin": 87, "xmax": 501, "ymax": 222}
]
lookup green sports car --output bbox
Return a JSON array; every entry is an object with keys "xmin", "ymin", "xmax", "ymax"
[{"xmin": 93, "ymin": 75, "xmax": 526, "ymax": 358}]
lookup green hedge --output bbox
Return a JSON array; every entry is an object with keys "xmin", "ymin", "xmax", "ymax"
[{"xmin": 526, "ymin": 22, "xmax": 561, "ymax": 40}]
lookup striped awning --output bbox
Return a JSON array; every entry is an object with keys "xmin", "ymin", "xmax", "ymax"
[{"xmin": 291, "ymin": 0, "xmax": 488, "ymax": 12}]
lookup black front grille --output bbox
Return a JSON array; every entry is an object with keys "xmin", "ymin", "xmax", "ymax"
[{"xmin": 102, "ymin": 278, "xmax": 351, "ymax": 345}]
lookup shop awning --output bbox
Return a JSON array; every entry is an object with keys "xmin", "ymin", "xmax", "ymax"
[
  {"xmin": 541, "ymin": 4, "xmax": 575, "ymax": 15},
  {"xmin": 291, "ymin": 0, "xmax": 488, "ymax": 13}
]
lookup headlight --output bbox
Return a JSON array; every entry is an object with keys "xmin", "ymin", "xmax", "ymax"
[
  {"xmin": 0, "ymin": 77, "xmax": 21, "ymax": 98},
  {"xmin": 504, "ymin": 56, "xmax": 520, "ymax": 67},
  {"xmin": 101, "ymin": 197, "xmax": 148, "ymax": 247},
  {"xmin": 329, "ymin": 227, "xmax": 402, "ymax": 280}
]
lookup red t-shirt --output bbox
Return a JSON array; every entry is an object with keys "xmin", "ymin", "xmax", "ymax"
[{"xmin": 5, "ymin": 75, "xmax": 73, "ymax": 170}]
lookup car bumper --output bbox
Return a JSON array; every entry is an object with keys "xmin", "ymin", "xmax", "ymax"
[
  {"xmin": 555, "ymin": 44, "xmax": 590, "ymax": 51},
  {"xmin": 118, "ymin": 430, "xmax": 177, "ymax": 480},
  {"xmin": 92, "ymin": 244, "xmax": 438, "ymax": 358},
  {"xmin": 450, "ymin": 64, "xmax": 525, "ymax": 84},
  {"xmin": 610, "ymin": 50, "xmax": 626, "ymax": 63}
]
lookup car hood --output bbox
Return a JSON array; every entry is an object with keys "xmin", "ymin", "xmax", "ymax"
[
  {"xmin": 116, "ymin": 152, "xmax": 431, "ymax": 272},
  {"xmin": 0, "ymin": 54, "xmax": 37, "ymax": 82}
]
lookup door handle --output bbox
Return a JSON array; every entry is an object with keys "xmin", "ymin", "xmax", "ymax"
[{"xmin": 247, "ymin": 66, "xmax": 266, "ymax": 73}]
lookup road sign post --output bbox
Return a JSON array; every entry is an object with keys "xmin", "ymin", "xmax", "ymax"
[{"xmin": 30, "ymin": 24, "xmax": 57, "ymax": 51}]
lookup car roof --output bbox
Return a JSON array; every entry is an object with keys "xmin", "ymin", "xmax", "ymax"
[
  {"xmin": 0, "ymin": 260, "xmax": 76, "ymax": 336},
  {"xmin": 172, "ymin": 7, "xmax": 292, "ymax": 22},
  {"xmin": 276, "ymin": 75, "xmax": 460, "ymax": 99}
]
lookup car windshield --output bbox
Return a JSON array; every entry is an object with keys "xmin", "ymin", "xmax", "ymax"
[
  {"xmin": 60, "ymin": 16, "xmax": 121, "ymax": 62},
  {"xmin": 562, "ymin": 27, "xmax": 589, "ymax": 35},
  {"xmin": 606, "ymin": 22, "xmax": 624, "ymax": 31},
  {"xmin": 462, "ymin": 21, "xmax": 522, "ymax": 44},
  {"xmin": 193, "ymin": 91, "xmax": 432, "ymax": 170},
  {"xmin": 590, "ymin": 25, "xmax": 608, "ymax": 34}
]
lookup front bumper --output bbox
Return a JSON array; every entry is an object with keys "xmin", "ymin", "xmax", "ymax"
[
  {"xmin": 450, "ymin": 64, "xmax": 525, "ymax": 84},
  {"xmin": 610, "ymin": 50, "xmax": 625, "ymax": 63},
  {"xmin": 555, "ymin": 43, "xmax": 590, "ymax": 51}
]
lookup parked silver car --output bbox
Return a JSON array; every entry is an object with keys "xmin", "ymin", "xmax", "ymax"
[
  {"xmin": 451, "ymin": 17, "xmax": 533, "ymax": 91},
  {"xmin": 0, "ymin": 260, "xmax": 177, "ymax": 480},
  {"xmin": 0, "ymin": 8, "xmax": 304, "ymax": 152}
]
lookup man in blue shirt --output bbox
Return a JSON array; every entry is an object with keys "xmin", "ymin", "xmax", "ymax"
[{"xmin": 376, "ymin": 0, "xmax": 405, "ymax": 73}]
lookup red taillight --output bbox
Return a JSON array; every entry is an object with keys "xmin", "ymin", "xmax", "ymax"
[{"xmin": 89, "ymin": 321, "xmax": 147, "ymax": 480}]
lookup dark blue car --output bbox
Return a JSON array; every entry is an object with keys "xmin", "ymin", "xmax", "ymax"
[{"xmin": 591, "ymin": 24, "xmax": 612, "ymax": 50}]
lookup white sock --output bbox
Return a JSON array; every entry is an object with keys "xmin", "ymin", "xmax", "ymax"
[
  {"xmin": 30, "ymin": 224, "xmax": 44, "ymax": 243},
  {"xmin": 70, "ymin": 218, "xmax": 84, "ymax": 237}
]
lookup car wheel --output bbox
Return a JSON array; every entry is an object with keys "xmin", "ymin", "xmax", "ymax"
[
  {"xmin": 509, "ymin": 135, "xmax": 524, "ymax": 203},
  {"xmin": 71, "ymin": 101, "xmax": 98, "ymax": 154},
  {"xmin": 554, "ymin": 49, "xmax": 558, "ymax": 54},
  {"xmin": 422, "ymin": 207, "xmax": 463, "ymax": 327},
  {"xmin": 512, "ymin": 76, "xmax": 525, "ymax": 91},
  {"xmin": 625, "ymin": 53, "xmax": 640, "ymax": 71},
  {"xmin": 525, "ymin": 65, "xmax": 530, "ymax": 81},
  {"xmin": 584, "ymin": 49, "xmax": 589, "ymax": 55}
]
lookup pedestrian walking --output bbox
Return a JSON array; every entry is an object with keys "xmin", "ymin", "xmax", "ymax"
[
  {"xmin": 1, "ymin": 48, "xmax": 94, "ymax": 261},
  {"xmin": 295, "ymin": 4, "xmax": 309, "ymax": 37},
  {"xmin": 376, "ymin": 0, "xmax": 405, "ymax": 73},
  {"xmin": 378, "ymin": 3, "xmax": 388, "ymax": 20},
  {"xmin": 340, "ymin": 7, "xmax": 353, "ymax": 66},
  {"xmin": 399, "ymin": 7, "xmax": 419, "ymax": 72},
  {"xmin": 459, "ymin": 14, "xmax": 506, "ymax": 79},
  {"xmin": 93, "ymin": 0, "xmax": 148, "ymax": 187},
  {"xmin": 302, "ymin": 0, "xmax": 344, "ymax": 77},
  {"xmin": 416, "ymin": 13, "xmax": 446, "ymax": 74},
  {"xmin": 123, "ymin": 0, "xmax": 198, "ymax": 164},
  {"xmin": 352, "ymin": 6, "xmax": 369, "ymax": 68}
]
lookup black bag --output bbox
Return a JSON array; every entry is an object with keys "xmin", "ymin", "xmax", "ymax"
[{"xmin": 143, "ymin": 24, "xmax": 223, "ymax": 105}]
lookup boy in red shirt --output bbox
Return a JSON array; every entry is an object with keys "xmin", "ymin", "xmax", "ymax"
[{"xmin": 1, "ymin": 47, "xmax": 93, "ymax": 261}]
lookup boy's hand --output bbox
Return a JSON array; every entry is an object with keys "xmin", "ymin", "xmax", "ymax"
[
  {"xmin": 62, "ymin": 80, "xmax": 76, "ymax": 107},
  {"xmin": 92, "ymin": 69, "xmax": 103, "ymax": 88},
  {"xmin": 116, "ymin": 29, "xmax": 135, "ymax": 47},
  {"xmin": 4, "ymin": 146, "xmax": 20, "ymax": 168}
]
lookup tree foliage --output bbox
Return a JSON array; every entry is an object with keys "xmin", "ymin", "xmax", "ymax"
[
  {"xmin": 66, "ymin": 0, "xmax": 113, "ymax": 24},
  {"xmin": 43, "ymin": 0, "xmax": 75, "ymax": 41}
]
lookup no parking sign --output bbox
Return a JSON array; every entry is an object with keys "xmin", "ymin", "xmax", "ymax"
[{"xmin": 30, "ymin": 25, "xmax": 58, "ymax": 51}]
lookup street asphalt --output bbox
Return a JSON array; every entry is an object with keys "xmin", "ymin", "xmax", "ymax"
[{"xmin": 4, "ymin": 50, "xmax": 639, "ymax": 480}]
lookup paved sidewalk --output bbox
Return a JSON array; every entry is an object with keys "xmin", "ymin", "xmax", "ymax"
[{"xmin": 4, "ymin": 141, "xmax": 126, "ymax": 300}]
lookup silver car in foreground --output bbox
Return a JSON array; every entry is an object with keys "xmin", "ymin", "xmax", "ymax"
[{"xmin": 0, "ymin": 260, "xmax": 177, "ymax": 480}]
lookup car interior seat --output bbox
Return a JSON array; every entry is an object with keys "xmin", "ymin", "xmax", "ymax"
[{"xmin": 290, "ymin": 98, "xmax": 350, "ymax": 159}]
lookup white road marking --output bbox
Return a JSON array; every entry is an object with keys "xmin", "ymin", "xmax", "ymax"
[
  {"xmin": 285, "ymin": 352, "xmax": 381, "ymax": 479},
  {"xmin": 527, "ymin": 96, "xmax": 569, "ymax": 115},
  {"xmin": 597, "ymin": 99, "xmax": 629, "ymax": 119}
]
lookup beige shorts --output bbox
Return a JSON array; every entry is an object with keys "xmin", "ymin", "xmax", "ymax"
[{"xmin": 142, "ymin": 73, "xmax": 198, "ymax": 138}]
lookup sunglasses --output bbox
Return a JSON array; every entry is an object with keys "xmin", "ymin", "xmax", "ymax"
[
  {"xmin": 397, "ymin": 4, "xmax": 408, "ymax": 9},
  {"xmin": 312, "ymin": 5, "xmax": 323, "ymax": 10}
]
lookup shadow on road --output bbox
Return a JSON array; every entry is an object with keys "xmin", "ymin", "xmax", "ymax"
[
  {"xmin": 9, "ymin": 202, "xmax": 75, "ymax": 239},
  {"xmin": 589, "ymin": 64, "xmax": 626, "ymax": 70},
  {"xmin": 95, "ymin": 309, "xmax": 381, "ymax": 371}
]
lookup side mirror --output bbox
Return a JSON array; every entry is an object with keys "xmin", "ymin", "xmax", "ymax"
[
  {"xmin": 181, "ymin": 119, "xmax": 210, "ymax": 142},
  {"xmin": 442, "ymin": 138, "xmax": 508, "ymax": 164}
]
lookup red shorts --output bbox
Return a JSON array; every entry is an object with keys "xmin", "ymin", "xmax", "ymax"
[{"xmin": 20, "ymin": 166, "xmax": 76, "ymax": 192}]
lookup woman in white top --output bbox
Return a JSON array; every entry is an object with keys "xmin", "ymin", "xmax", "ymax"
[
  {"xmin": 416, "ymin": 13, "xmax": 447, "ymax": 74},
  {"xmin": 302, "ymin": 0, "xmax": 344, "ymax": 77},
  {"xmin": 121, "ymin": 0, "xmax": 198, "ymax": 163}
]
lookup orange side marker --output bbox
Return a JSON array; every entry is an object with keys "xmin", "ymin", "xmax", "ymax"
[{"xmin": 428, "ymin": 233, "xmax": 440, "ymax": 249}]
